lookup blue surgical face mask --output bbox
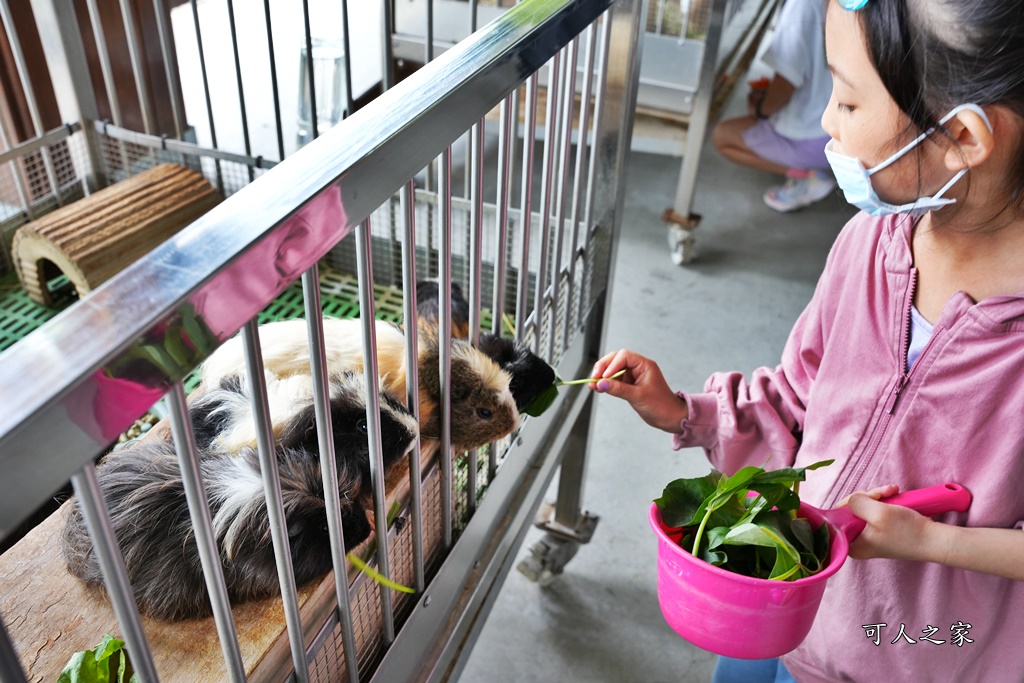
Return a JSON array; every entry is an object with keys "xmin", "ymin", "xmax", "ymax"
[{"xmin": 824, "ymin": 103, "xmax": 993, "ymax": 217}]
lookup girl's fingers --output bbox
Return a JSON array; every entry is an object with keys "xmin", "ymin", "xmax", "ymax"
[
  {"xmin": 591, "ymin": 349, "xmax": 636, "ymax": 384},
  {"xmin": 837, "ymin": 484, "xmax": 901, "ymax": 507}
]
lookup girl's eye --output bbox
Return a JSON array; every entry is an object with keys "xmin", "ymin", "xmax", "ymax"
[
  {"xmin": 836, "ymin": 102, "xmax": 855, "ymax": 113},
  {"xmin": 356, "ymin": 419, "xmax": 368, "ymax": 434}
]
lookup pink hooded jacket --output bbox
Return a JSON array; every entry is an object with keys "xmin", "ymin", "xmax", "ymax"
[{"xmin": 673, "ymin": 212, "xmax": 1024, "ymax": 682}]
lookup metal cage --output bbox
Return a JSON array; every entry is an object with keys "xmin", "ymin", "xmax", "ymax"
[{"xmin": 0, "ymin": 0, "xmax": 644, "ymax": 681}]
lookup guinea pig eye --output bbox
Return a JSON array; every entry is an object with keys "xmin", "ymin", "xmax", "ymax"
[
  {"xmin": 356, "ymin": 419, "xmax": 368, "ymax": 434},
  {"xmin": 476, "ymin": 407, "xmax": 493, "ymax": 420},
  {"xmin": 287, "ymin": 518, "xmax": 307, "ymax": 538}
]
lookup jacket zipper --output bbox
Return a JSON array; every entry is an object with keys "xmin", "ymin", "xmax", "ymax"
[{"xmin": 837, "ymin": 268, "xmax": 919, "ymax": 501}]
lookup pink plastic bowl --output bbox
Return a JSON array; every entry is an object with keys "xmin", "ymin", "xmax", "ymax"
[{"xmin": 649, "ymin": 483, "xmax": 971, "ymax": 659}]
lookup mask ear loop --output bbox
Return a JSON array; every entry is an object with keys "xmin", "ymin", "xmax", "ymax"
[{"xmin": 866, "ymin": 104, "xmax": 994, "ymax": 176}]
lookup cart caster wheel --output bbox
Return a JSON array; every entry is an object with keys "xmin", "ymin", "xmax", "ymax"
[
  {"xmin": 668, "ymin": 226, "xmax": 696, "ymax": 265},
  {"xmin": 516, "ymin": 534, "xmax": 579, "ymax": 586}
]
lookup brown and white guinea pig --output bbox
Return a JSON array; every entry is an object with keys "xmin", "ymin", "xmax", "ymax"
[
  {"xmin": 187, "ymin": 369, "xmax": 419, "ymax": 493},
  {"xmin": 197, "ymin": 317, "xmax": 520, "ymax": 455},
  {"xmin": 61, "ymin": 437, "xmax": 370, "ymax": 622},
  {"xmin": 414, "ymin": 279, "xmax": 556, "ymax": 412}
]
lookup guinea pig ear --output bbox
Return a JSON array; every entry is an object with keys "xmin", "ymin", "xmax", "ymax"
[
  {"xmin": 476, "ymin": 333, "xmax": 518, "ymax": 367},
  {"xmin": 451, "ymin": 376, "xmax": 475, "ymax": 402}
]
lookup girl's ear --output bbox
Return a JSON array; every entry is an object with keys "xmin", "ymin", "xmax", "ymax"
[{"xmin": 944, "ymin": 107, "xmax": 995, "ymax": 171}]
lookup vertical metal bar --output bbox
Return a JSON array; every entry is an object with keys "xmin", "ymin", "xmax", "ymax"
[
  {"xmin": 166, "ymin": 384, "xmax": 246, "ymax": 683},
  {"xmin": 263, "ymin": 0, "xmax": 285, "ymax": 160},
  {"xmin": 0, "ymin": 116, "xmax": 35, "ymax": 221},
  {"xmin": 549, "ymin": 37, "xmax": 578, "ymax": 361},
  {"xmin": 239, "ymin": 320, "xmax": 310, "ymax": 683},
  {"xmin": 151, "ymin": 0, "xmax": 184, "ymax": 138},
  {"xmin": 469, "ymin": 0, "xmax": 478, "ymax": 32},
  {"xmin": 579, "ymin": 13, "xmax": 611, "ymax": 323},
  {"xmin": 0, "ymin": 614, "xmax": 29, "ymax": 683},
  {"xmin": 42, "ymin": 0, "xmax": 102, "ymax": 192},
  {"xmin": 117, "ymin": 0, "xmax": 155, "ymax": 134},
  {"xmin": 399, "ymin": 180, "xmax": 426, "ymax": 592},
  {"xmin": 84, "ymin": 0, "xmax": 123, "ymax": 126},
  {"xmin": 84, "ymin": 0, "xmax": 132, "ymax": 179},
  {"xmin": 354, "ymin": 218, "xmax": 396, "ymax": 641},
  {"xmin": 381, "ymin": 0, "xmax": 395, "ymax": 90},
  {"xmin": 339, "ymin": 0, "xmax": 354, "ymax": 117},
  {"xmin": 301, "ymin": 0, "xmax": 319, "ymax": 142},
  {"xmin": 438, "ymin": 147, "xmax": 453, "ymax": 547},
  {"xmin": 672, "ymin": 0, "xmax": 727, "ymax": 217},
  {"xmin": 656, "ymin": 0, "xmax": 666, "ymax": 35},
  {"xmin": 425, "ymin": 0, "xmax": 434, "ymax": 63},
  {"xmin": 225, "ymin": 0, "xmax": 254, "ymax": 181},
  {"xmin": 0, "ymin": 0, "xmax": 63, "ymax": 205},
  {"xmin": 491, "ymin": 95, "xmax": 512, "ymax": 336},
  {"xmin": 532, "ymin": 52, "xmax": 560, "ymax": 359},
  {"xmin": 191, "ymin": 0, "xmax": 224, "ymax": 193},
  {"xmin": 69, "ymin": 465, "xmax": 160, "ymax": 683},
  {"xmin": 467, "ymin": 119, "xmax": 484, "ymax": 506},
  {"xmin": 300, "ymin": 266, "xmax": 360, "ymax": 682},
  {"xmin": 515, "ymin": 74, "xmax": 537, "ymax": 339},
  {"xmin": 468, "ymin": 120, "xmax": 483, "ymax": 343},
  {"xmin": 566, "ymin": 24, "xmax": 597, "ymax": 347},
  {"xmin": 509, "ymin": 84, "xmax": 520, "ymax": 197}
]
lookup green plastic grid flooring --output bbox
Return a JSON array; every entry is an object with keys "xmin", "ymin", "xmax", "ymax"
[{"xmin": 0, "ymin": 265, "xmax": 494, "ymax": 359}]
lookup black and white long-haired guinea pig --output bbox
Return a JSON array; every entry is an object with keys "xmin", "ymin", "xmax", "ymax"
[
  {"xmin": 475, "ymin": 334, "xmax": 556, "ymax": 412},
  {"xmin": 198, "ymin": 317, "xmax": 519, "ymax": 454},
  {"xmin": 414, "ymin": 279, "xmax": 556, "ymax": 412},
  {"xmin": 61, "ymin": 438, "xmax": 367, "ymax": 621},
  {"xmin": 188, "ymin": 369, "xmax": 419, "ymax": 491}
]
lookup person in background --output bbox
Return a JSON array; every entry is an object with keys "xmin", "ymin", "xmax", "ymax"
[
  {"xmin": 593, "ymin": 0, "xmax": 1024, "ymax": 680},
  {"xmin": 711, "ymin": 0, "xmax": 835, "ymax": 213}
]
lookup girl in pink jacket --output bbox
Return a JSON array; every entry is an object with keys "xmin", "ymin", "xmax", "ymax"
[{"xmin": 592, "ymin": 1, "xmax": 1024, "ymax": 681}]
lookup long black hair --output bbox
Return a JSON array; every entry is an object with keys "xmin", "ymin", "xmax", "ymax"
[{"xmin": 855, "ymin": 0, "xmax": 1024, "ymax": 209}]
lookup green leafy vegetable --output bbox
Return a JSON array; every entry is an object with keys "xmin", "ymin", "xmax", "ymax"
[
  {"xmin": 522, "ymin": 369, "xmax": 627, "ymax": 417},
  {"xmin": 58, "ymin": 634, "xmax": 138, "ymax": 683},
  {"xmin": 655, "ymin": 459, "xmax": 834, "ymax": 581}
]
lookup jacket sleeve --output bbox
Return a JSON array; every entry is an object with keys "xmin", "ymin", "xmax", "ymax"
[{"xmin": 671, "ymin": 224, "xmax": 850, "ymax": 474}]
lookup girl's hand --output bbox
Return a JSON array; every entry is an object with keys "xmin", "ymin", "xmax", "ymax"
[
  {"xmin": 588, "ymin": 349, "xmax": 689, "ymax": 433},
  {"xmin": 842, "ymin": 485, "xmax": 936, "ymax": 562}
]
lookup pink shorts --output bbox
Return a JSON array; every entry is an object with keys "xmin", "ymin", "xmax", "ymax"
[{"xmin": 742, "ymin": 118, "xmax": 830, "ymax": 171}]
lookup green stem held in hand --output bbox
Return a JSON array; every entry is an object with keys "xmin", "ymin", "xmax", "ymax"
[{"xmin": 560, "ymin": 368, "xmax": 627, "ymax": 386}]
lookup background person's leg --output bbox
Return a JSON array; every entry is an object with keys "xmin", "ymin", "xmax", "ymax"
[{"xmin": 712, "ymin": 116, "xmax": 790, "ymax": 176}]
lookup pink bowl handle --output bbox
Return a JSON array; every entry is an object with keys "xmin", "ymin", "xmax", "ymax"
[{"xmin": 832, "ymin": 483, "xmax": 972, "ymax": 540}]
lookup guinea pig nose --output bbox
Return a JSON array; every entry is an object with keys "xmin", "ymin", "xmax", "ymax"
[{"xmin": 476, "ymin": 407, "xmax": 493, "ymax": 419}]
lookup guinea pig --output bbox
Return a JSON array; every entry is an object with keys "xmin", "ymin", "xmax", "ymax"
[
  {"xmin": 476, "ymin": 333, "xmax": 556, "ymax": 412},
  {"xmin": 198, "ymin": 317, "xmax": 520, "ymax": 455},
  {"xmin": 412, "ymin": 279, "xmax": 556, "ymax": 412},
  {"xmin": 61, "ymin": 438, "xmax": 369, "ymax": 621},
  {"xmin": 415, "ymin": 279, "xmax": 470, "ymax": 339},
  {"xmin": 188, "ymin": 369, "xmax": 419, "ymax": 492}
]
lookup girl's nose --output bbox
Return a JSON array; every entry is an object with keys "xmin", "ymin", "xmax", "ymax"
[{"xmin": 820, "ymin": 92, "xmax": 839, "ymax": 141}]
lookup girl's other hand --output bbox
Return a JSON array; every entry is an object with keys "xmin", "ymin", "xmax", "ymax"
[
  {"xmin": 842, "ymin": 485, "xmax": 936, "ymax": 562},
  {"xmin": 588, "ymin": 349, "xmax": 689, "ymax": 433}
]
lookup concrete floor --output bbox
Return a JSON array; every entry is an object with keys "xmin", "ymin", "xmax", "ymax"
[{"xmin": 458, "ymin": 103, "xmax": 857, "ymax": 681}]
